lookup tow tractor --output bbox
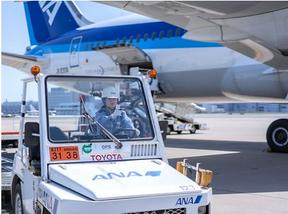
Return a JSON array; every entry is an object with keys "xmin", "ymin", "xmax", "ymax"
[{"xmin": 9, "ymin": 67, "xmax": 212, "ymax": 214}]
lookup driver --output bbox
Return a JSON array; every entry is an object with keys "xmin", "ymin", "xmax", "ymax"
[{"xmin": 95, "ymin": 86, "xmax": 139, "ymax": 137}]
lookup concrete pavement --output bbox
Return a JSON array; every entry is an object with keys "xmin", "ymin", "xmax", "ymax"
[{"xmin": 166, "ymin": 113, "xmax": 288, "ymax": 214}]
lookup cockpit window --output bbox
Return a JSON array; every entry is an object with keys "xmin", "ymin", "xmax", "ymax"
[{"xmin": 46, "ymin": 76, "xmax": 154, "ymax": 143}]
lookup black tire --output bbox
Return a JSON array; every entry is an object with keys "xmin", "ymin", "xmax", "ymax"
[
  {"xmin": 266, "ymin": 119, "xmax": 288, "ymax": 153},
  {"xmin": 1, "ymin": 190, "xmax": 11, "ymax": 207},
  {"xmin": 13, "ymin": 183, "xmax": 24, "ymax": 214},
  {"xmin": 176, "ymin": 131, "xmax": 182, "ymax": 134},
  {"xmin": 190, "ymin": 126, "xmax": 196, "ymax": 134}
]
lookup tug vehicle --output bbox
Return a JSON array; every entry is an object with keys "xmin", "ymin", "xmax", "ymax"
[{"xmin": 9, "ymin": 67, "xmax": 212, "ymax": 214}]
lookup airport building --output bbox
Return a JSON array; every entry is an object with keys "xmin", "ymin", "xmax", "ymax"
[
  {"xmin": 54, "ymin": 103, "xmax": 80, "ymax": 115},
  {"xmin": 2, "ymin": 87, "xmax": 288, "ymax": 116},
  {"xmin": 1, "ymin": 101, "xmax": 39, "ymax": 115},
  {"xmin": 2, "ymin": 99, "xmax": 288, "ymax": 116},
  {"xmin": 201, "ymin": 103, "xmax": 288, "ymax": 113},
  {"xmin": 2, "ymin": 88, "xmax": 79, "ymax": 116},
  {"xmin": 48, "ymin": 88, "xmax": 79, "ymax": 110}
]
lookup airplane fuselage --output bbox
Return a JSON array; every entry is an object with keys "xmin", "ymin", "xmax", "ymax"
[{"xmin": 25, "ymin": 16, "xmax": 288, "ymax": 102}]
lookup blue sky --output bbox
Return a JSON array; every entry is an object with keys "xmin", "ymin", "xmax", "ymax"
[{"xmin": 1, "ymin": 1, "xmax": 131, "ymax": 102}]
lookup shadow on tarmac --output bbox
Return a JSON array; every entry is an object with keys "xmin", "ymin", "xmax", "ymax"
[{"xmin": 166, "ymin": 137, "xmax": 288, "ymax": 195}]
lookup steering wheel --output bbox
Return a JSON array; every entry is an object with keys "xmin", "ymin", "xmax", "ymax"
[{"xmin": 114, "ymin": 128, "xmax": 137, "ymax": 138}]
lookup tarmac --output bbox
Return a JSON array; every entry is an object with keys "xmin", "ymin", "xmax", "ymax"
[
  {"xmin": 166, "ymin": 113, "xmax": 288, "ymax": 214},
  {"xmin": 2, "ymin": 113, "xmax": 288, "ymax": 213}
]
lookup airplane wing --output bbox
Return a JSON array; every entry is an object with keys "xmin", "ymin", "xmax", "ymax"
[
  {"xmin": 100, "ymin": 1, "xmax": 288, "ymax": 70},
  {"xmin": 2, "ymin": 52, "xmax": 46, "ymax": 73}
]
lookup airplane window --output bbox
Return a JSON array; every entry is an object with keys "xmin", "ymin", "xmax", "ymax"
[
  {"xmin": 159, "ymin": 31, "xmax": 164, "ymax": 39},
  {"xmin": 136, "ymin": 34, "xmax": 141, "ymax": 42},
  {"xmin": 122, "ymin": 36, "xmax": 126, "ymax": 45},
  {"xmin": 129, "ymin": 36, "xmax": 133, "ymax": 44},
  {"xmin": 151, "ymin": 32, "xmax": 156, "ymax": 40},
  {"xmin": 143, "ymin": 33, "xmax": 149, "ymax": 41},
  {"xmin": 175, "ymin": 28, "xmax": 181, "ymax": 37},
  {"xmin": 167, "ymin": 30, "xmax": 173, "ymax": 38}
]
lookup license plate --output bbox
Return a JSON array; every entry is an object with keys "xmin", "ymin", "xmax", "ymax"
[{"xmin": 49, "ymin": 146, "xmax": 80, "ymax": 161}]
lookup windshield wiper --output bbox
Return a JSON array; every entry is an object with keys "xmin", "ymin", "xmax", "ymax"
[
  {"xmin": 83, "ymin": 112, "xmax": 122, "ymax": 149},
  {"xmin": 80, "ymin": 96, "xmax": 122, "ymax": 149}
]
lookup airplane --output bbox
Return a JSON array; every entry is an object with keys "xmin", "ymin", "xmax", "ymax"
[
  {"xmin": 102, "ymin": 1, "xmax": 288, "ymax": 71},
  {"xmin": 2, "ymin": 1, "xmax": 288, "ymax": 152}
]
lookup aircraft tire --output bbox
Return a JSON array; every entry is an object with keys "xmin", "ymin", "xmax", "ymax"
[{"xmin": 266, "ymin": 119, "xmax": 288, "ymax": 153}]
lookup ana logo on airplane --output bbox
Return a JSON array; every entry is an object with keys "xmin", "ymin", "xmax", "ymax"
[
  {"xmin": 39, "ymin": 1, "xmax": 62, "ymax": 26},
  {"xmin": 92, "ymin": 170, "xmax": 161, "ymax": 180}
]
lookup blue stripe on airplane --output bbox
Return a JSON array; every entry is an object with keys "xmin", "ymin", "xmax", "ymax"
[{"xmin": 26, "ymin": 21, "xmax": 222, "ymax": 55}]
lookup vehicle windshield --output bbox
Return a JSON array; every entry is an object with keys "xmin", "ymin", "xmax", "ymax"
[{"xmin": 46, "ymin": 76, "xmax": 154, "ymax": 143}]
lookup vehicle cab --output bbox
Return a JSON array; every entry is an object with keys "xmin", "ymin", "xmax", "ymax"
[{"xmin": 11, "ymin": 74, "xmax": 211, "ymax": 214}]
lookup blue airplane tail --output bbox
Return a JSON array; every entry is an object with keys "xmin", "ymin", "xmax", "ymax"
[{"xmin": 24, "ymin": 1, "xmax": 91, "ymax": 45}]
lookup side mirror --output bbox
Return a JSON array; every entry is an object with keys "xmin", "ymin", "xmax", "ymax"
[
  {"xmin": 158, "ymin": 120, "xmax": 168, "ymax": 141},
  {"xmin": 24, "ymin": 122, "xmax": 40, "ymax": 147}
]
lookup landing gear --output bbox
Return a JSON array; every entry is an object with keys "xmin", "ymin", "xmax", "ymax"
[{"xmin": 266, "ymin": 119, "xmax": 288, "ymax": 153}]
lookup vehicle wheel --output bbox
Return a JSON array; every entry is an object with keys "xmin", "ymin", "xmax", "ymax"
[
  {"xmin": 190, "ymin": 126, "xmax": 196, "ymax": 134},
  {"xmin": 176, "ymin": 131, "xmax": 182, "ymax": 134},
  {"xmin": 266, "ymin": 119, "xmax": 288, "ymax": 153},
  {"xmin": 13, "ymin": 183, "xmax": 23, "ymax": 214},
  {"xmin": 2, "ymin": 190, "xmax": 11, "ymax": 205}
]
